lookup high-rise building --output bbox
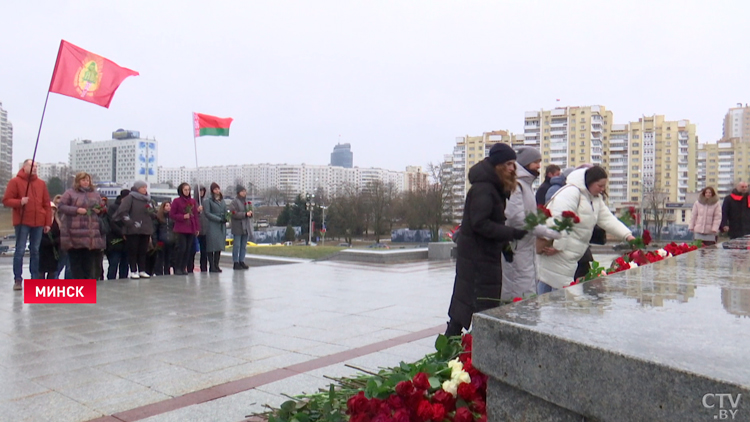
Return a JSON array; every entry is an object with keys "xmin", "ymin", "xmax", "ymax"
[
  {"xmin": 69, "ymin": 129, "xmax": 158, "ymax": 186},
  {"xmin": 0, "ymin": 102, "xmax": 13, "ymax": 197},
  {"xmin": 16, "ymin": 161, "xmax": 70, "ymax": 183},
  {"xmin": 527, "ymin": 105, "xmax": 613, "ymax": 170},
  {"xmin": 158, "ymin": 162, "xmax": 405, "ymax": 201},
  {"xmin": 723, "ymin": 104, "xmax": 750, "ymax": 142},
  {"xmin": 697, "ymin": 138, "xmax": 750, "ymax": 197},
  {"xmin": 404, "ymin": 166, "xmax": 428, "ymax": 192},
  {"xmin": 330, "ymin": 143, "xmax": 353, "ymax": 168}
]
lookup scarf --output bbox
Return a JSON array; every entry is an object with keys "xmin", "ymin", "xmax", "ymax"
[{"xmin": 130, "ymin": 191, "xmax": 152, "ymax": 202}]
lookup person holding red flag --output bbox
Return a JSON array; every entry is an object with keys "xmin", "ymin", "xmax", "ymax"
[{"xmin": 3, "ymin": 160, "xmax": 51, "ymax": 291}]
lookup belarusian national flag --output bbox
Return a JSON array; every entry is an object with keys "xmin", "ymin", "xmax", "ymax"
[
  {"xmin": 193, "ymin": 113, "xmax": 234, "ymax": 137},
  {"xmin": 48, "ymin": 40, "xmax": 139, "ymax": 108}
]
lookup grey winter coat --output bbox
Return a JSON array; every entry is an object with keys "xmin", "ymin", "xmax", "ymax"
[
  {"xmin": 198, "ymin": 194, "xmax": 209, "ymax": 236},
  {"xmin": 229, "ymin": 197, "xmax": 254, "ymax": 239},
  {"xmin": 501, "ymin": 165, "xmax": 538, "ymax": 300},
  {"xmin": 113, "ymin": 192, "xmax": 155, "ymax": 236},
  {"xmin": 205, "ymin": 196, "xmax": 227, "ymax": 252}
]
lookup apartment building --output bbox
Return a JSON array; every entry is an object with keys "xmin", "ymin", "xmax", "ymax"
[
  {"xmin": 723, "ymin": 104, "xmax": 750, "ymax": 142},
  {"xmin": 158, "ymin": 163, "xmax": 408, "ymax": 201},
  {"xmin": 0, "ymin": 102, "xmax": 13, "ymax": 197},
  {"xmin": 697, "ymin": 138, "xmax": 750, "ymax": 197},
  {"xmin": 69, "ymin": 129, "xmax": 158, "ymax": 185},
  {"xmin": 526, "ymin": 105, "xmax": 613, "ymax": 169}
]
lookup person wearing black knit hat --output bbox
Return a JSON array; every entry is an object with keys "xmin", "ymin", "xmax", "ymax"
[{"xmin": 445, "ymin": 143, "xmax": 529, "ymax": 336}]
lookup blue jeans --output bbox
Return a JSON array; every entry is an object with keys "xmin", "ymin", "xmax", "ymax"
[
  {"xmin": 55, "ymin": 252, "xmax": 72, "ymax": 279},
  {"xmin": 14, "ymin": 225, "xmax": 43, "ymax": 281},
  {"xmin": 537, "ymin": 280, "xmax": 555, "ymax": 295},
  {"xmin": 232, "ymin": 234, "xmax": 248, "ymax": 263},
  {"xmin": 106, "ymin": 250, "xmax": 129, "ymax": 279}
]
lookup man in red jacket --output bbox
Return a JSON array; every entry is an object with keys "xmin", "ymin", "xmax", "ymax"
[{"xmin": 2, "ymin": 159, "xmax": 51, "ymax": 290}]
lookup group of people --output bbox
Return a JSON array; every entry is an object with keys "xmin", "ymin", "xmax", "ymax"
[
  {"xmin": 4, "ymin": 159, "xmax": 256, "ymax": 291},
  {"xmin": 444, "ymin": 143, "xmax": 743, "ymax": 336}
]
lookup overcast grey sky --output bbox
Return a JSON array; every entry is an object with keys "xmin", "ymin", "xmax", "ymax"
[{"xmin": 1, "ymin": 0, "xmax": 748, "ymax": 172}]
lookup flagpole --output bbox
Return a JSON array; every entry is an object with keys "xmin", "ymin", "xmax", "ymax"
[{"xmin": 192, "ymin": 113, "xmax": 202, "ymax": 208}]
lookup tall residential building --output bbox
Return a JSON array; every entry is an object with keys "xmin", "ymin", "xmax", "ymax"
[
  {"xmin": 452, "ymin": 130, "xmax": 517, "ymax": 196},
  {"xmin": 404, "ymin": 166, "xmax": 428, "ymax": 192},
  {"xmin": 69, "ymin": 129, "xmax": 158, "ymax": 186},
  {"xmin": 623, "ymin": 116, "xmax": 697, "ymax": 204},
  {"xmin": 158, "ymin": 163, "xmax": 405, "ymax": 201},
  {"xmin": 16, "ymin": 162, "xmax": 70, "ymax": 183},
  {"xmin": 330, "ymin": 143, "xmax": 353, "ymax": 168},
  {"xmin": 0, "ymin": 102, "xmax": 13, "ymax": 197},
  {"xmin": 697, "ymin": 138, "xmax": 750, "ymax": 197},
  {"xmin": 723, "ymin": 104, "xmax": 750, "ymax": 142},
  {"xmin": 526, "ymin": 105, "xmax": 613, "ymax": 170}
]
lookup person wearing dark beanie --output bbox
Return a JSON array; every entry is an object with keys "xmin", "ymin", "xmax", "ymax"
[{"xmin": 445, "ymin": 143, "xmax": 528, "ymax": 336}]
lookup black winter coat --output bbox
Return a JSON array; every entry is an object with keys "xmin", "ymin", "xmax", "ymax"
[
  {"xmin": 106, "ymin": 197, "xmax": 127, "ymax": 252},
  {"xmin": 536, "ymin": 179, "xmax": 552, "ymax": 206},
  {"xmin": 39, "ymin": 219, "xmax": 60, "ymax": 273},
  {"xmin": 448, "ymin": 159, "xmax": 520, "ymax": 330},
  {"xmin": 721, "ymin": 190, "xmax": 750, "ymax": 239}
]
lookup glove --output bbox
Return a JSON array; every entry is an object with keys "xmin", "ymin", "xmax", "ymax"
[
  {"xmin": 532, "ymin": 224, "xmax": 562, "ymax": 240},
  {"xmin": 512, "ymin": 229, "xmax": 528, "ymax": 240}
]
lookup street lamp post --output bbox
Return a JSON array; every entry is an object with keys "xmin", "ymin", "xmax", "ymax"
[
  {"xmin": 307, "ymin": 194, "xmax": 315, "ymax": 245},
  {"xmin": 321, "ymin": 205, "xmax": 327, "ymax": 245}
]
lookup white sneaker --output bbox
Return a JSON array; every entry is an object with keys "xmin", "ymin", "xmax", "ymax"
[
  {"xmin": 130, "ymin": 273, "xmax": 140, "ymax": 279},
  {"xmin": 139, "ymin": 272, "xmax": 150, "ymax": 278}
]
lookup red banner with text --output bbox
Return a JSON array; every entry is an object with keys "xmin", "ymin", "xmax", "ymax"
[{"xmin": 23, "ymin": 279, "xmax": 97, "ymax": 304}]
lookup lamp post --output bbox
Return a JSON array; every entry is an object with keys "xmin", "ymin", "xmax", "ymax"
[
  {"xmin": 307, "ymin": 194, "xmax": 315, "ymax": 245},
  {"xmin": 321, "ymin": 205, "xmax": 327, "ymax": 245}
]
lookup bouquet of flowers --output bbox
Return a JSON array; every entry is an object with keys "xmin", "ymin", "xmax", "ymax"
[
  {"xmin": 628, "ymin": 229, "xmax": 652, "ymax": 250},
  {"xmin": 525, "ymin": 206, "xmax": 580, "ymax": 254},
  {"xmin": 184, "ymin": 204, "xmax": 193, "ymax": 216},
  {"xmin": 86, "ymin": 204, "xmax": 103, "ymax": 216}
]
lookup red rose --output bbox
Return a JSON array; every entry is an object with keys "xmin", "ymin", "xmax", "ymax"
[
  {"xmin": 537, "ymin": 205, "xmax": 552, "ymax": 218},
  {"xmin": 157, "ymin": 241, "xmax": 164, "ymax": 248},
  {"xmin": 395, "ymin": 380, "xmax": 415, "ymax": 398},
  {"xmin": 573, "ymin": 216, "xmax": 580, "ymax": 223},
  {"xmin": 463, "ymin": 358, "xmax": 481, "ymax": 379},
  {"xmin": 432, "ymin": 390, "xmax": 456, "ymax": 412},
  {"xmin": 347, "ymin": 391, "xmax": 370, "ymax": 415},
  {"xmin": 350, "ymin": 414, "xmax": 372, "ymax": 422},
  {"xmin": 454, "ymin": 407, "xmax": 474, "ymax": 422},
  {"xmin": 413, "ymin": 372, "xmax": 430, "ymax": 390},
  {"xmin": 368, "ymin": 397, "xmax": 384, "ymax": 414},
  {"xmin": 470, "ymin": 399, "xmax": 486, "ymax": 415},
  {"xmin": 461, "ymin": 333, "xmax": 473, "ymax": 352},
  {"xmin": 642, "ymin": 229, "xmax": 652, "ymax": 246},
  {"xmin": 561, "ymin": 210, "xmax": 577, "ymax": 219},
  {"xmin": 567, "ymin": 280, "xmax": 578, "ymax": 287},
  {"xmin": 387, "ymin": 395, "xmax": 404, "ymax": 409},
  {"xmin": 371, "ymin": 414, "xmax": 392, "ymax": 422},
  {"xmin": 416, "ymin": 400, "xmax": 433, "ymax": 421},
  {"xmin": 512, "ymin": 297, "xmax": 522, "ymax": 302},
  {"xmin": 431, "ymin": 403, "xmax": 447, "ymax": 421},
  {"xmin": 457, "ymin": 382, "xmax": 478, "ymax": 401},
  {"xmin": 393, "ymin": 409, "xmax": 410, "ymax": 422}
]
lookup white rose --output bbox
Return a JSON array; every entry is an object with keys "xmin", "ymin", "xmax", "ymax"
[
  {"xmin": 442, "ymin": 379, "xmax": 458, "ymax": 397},
  {"xmin": 656, "ymin": 249, "xmax": 668, "ymax": 258},
  {"xmin": 451, "ymin": 369, "xmax": 472, "ymax": 384},
  {"xmin": 629, "ymin": 262, "xmax": 638, "ymax": 268},
  {"xmin": 447, "ymin": 359, "xmax": 463, "ymax": 373}
]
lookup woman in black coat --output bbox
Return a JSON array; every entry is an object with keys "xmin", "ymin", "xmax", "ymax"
[
  {"xmin": 39, "ymin": 202, "xmax": 61, "ymax": 278},
  {"xmin": 446, "ymin": 144, "xmax": 528, "ymax": 336}
]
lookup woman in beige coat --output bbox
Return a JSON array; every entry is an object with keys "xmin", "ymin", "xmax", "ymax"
[{"xmin": 689, "ymin": 187, "xmax": 721, "ymax": 246}]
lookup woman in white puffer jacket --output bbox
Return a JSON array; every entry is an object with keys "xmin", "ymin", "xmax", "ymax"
[{"xmin": 538, "ymin": 166, "xmax": 635, "ymax": 293}]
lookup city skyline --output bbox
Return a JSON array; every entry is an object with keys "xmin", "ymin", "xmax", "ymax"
[{"xmin": 1, "ymin": 1, "xmax": 748, "ymax": 173}]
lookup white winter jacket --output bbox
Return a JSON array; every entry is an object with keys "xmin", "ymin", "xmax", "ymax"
[
  {"xmin": 501, "ymin": 165, "xmax": 538, "ymax": 299},
  {"xmin": 538, "ymin": 168, "xmax": 632, "ymax": 289}
]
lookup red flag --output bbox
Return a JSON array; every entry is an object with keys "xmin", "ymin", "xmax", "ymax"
[{"xmin": 49, "ymin": 40, "xmax": 139, "ymax": 108}]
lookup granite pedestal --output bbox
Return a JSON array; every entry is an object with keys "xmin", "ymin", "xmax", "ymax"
[
  {"xmin": 428, "ymin": 242, "xmax": 455, "ymax": 260},
  {"xmin": 473, "ymin": 245, "xmax": 750, "ymax": 422}
]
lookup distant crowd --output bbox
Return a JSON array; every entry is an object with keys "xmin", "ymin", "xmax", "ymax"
[
  {"xmin": 444, "ymin": 144, "xmax": 749, "ymax": 336},
  {"xmin": 5, "ymin": 159, "xmax": 256, "ymax": 291}
]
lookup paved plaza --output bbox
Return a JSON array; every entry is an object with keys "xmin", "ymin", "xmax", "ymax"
[{"xmin": 0, "ymin": 257, "xmax": 455, "ymax": 422}]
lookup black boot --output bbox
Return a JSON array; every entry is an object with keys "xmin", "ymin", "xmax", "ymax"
[
  {"xmin": 239, "ymin": 261, "xmax": 249, "ymax": 269},
  {"xmin": 213, "ymin": 253, "xmax": 222, "ymax": 272},
  {"xmin": 208, "ymin": 252, "xmax": 220, "ymax": 273},
  {"xmin": 233, "ymin": 262, "xmax": 241, "ymax": 270},
  {"xmin": 445, "ymin": 319, "xmax": 463, "ymax": 337}
]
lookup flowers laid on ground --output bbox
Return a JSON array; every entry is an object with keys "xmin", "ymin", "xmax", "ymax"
[
  {"xmin": 265, "ymin": 334, "xmax": 487, "ymax": 422},
  {"xmin": 578, "ymin": 240, "xmax": 703, "ymax": 283}
]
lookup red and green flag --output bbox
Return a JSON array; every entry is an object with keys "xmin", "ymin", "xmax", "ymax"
[
  {"xmin": 193, "ymin": 112, "xmax": 233, "ymax": 137},
  {"xmin": 48, "ymin": 40, "xmax": 139, "ymax": 108}
]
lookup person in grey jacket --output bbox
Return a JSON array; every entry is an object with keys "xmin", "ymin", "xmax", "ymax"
[
  {"xmin": 113, "ymin": 181, "xmax": 156, "ymax": 279},
  {"xmin": 205, "ymin": 183, "xmax": 228, "ymax": 272},
  {"xmin": 195, "ymin": 186, "xmax": 209, "ymax": 272},
  {"xmin": 230, "ymin": 185, "xmax": 254, "ymax": 270}
]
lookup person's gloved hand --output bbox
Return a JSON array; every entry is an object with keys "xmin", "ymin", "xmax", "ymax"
[
  {"xmin": 512, "ymin": 229, "xmax": 528, "ymax": 240},
  {"xmin": 533, "ymin": 225, "xmax": 562, "ymax": 240}
]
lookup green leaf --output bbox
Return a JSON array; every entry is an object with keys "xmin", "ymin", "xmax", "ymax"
[
  {"xmin": 428, "ymin": 376, "xmax": 441, "ymax": 389},
  {"xmin": 399, "ymin": 362, "xmax": 413, "ymax": 372},
  {"xmin": 281, "ymin": 401, "xmax": 297, "ymax": 412},
  {"xmin": 435, "ymin": 334, "xmax": 449, "ymax": 351},
  {"xmin": 292, "ymin": 413, "xmax": 310, "ymax": 422}
]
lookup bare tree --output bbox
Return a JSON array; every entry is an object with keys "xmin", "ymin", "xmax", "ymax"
[
  {"xmin": 363, "ymin": 180, "xmax": 398, "ymax": 243},
  {"xmin": 262, "ymin": 187, "xmax": 286, "ymax": 207},
  {"xmin": 326, "ymin": 183, "xmax": 364, "ymax": 245},
  {"xmin": 397, "ymin": 161, "xmax": 460, "ymax": 241},
  {"xmin": 643, "ymin": 181, "xmax": 669, "ymax": 241}
]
